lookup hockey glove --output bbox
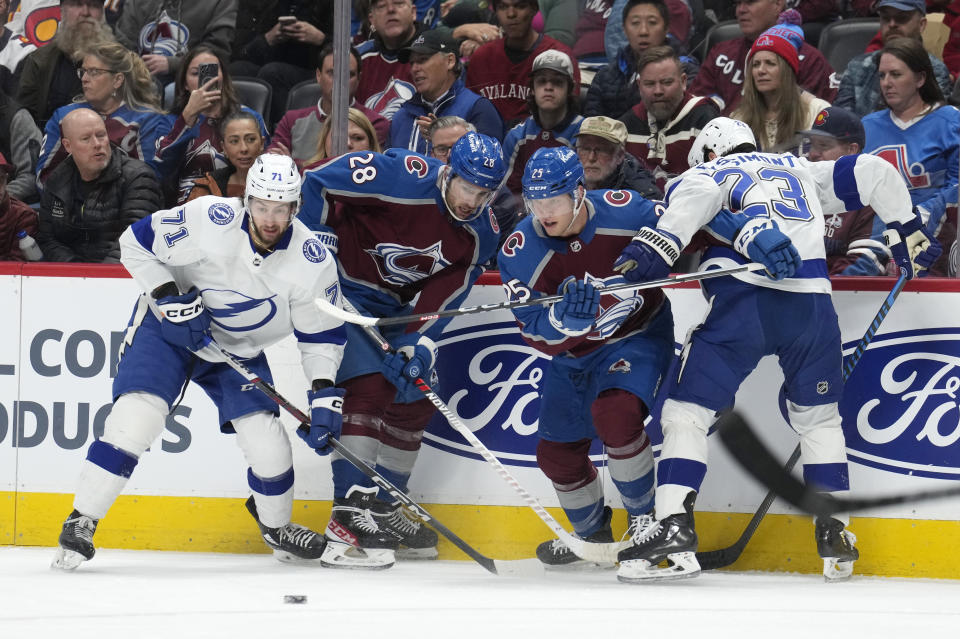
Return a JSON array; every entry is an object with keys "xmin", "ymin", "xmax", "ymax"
[
  {"xmin": 613, "ymin": 227, "xmax": 681, "ymax": 282},
  {"xmin": 734, "ymin": 217, "xmax": 802, "ymax": 281},
  {"xmin": 156, "ymin": 286, "xmax": 212, "ymax": 351},
  {"xmin": 298, "ymin": 386, "xmax": 346, "ymax": 456},
  {"xmin": 382, "ymin": 333, "xmax": 438, "ymax": 399},
  {"xmin": 548, "ymin": 276, "xmax": 601, "ymax": 336},
  {"xmin": 884, "ymin": 215, "xmax": 942, "ymax": 279}
]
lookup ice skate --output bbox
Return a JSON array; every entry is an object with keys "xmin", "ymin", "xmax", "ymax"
[
  {"xmin": 244, "ymin": 496, "xmax": 326, "ymax": 563},
  {"xmin": 816, "ymin": 516, "xmax": 859, "ymax": 582},
  {"xmin": 536, "ymin": 506, "xmax": 615, "ymax": 569},
  {"xmin": 51, "ymin": 510, "xmax": 98, "ymax": 571},
  {"xmin": 322, "ymin": 486, "xmax": 396, "ymax": 570},
  {"xmin": 372, "ymin": 501, "xmax": 439, "ymax": 560},
  {"xmin": 617, "ymin": 492, "xmax": 700, "ymax": 583}
]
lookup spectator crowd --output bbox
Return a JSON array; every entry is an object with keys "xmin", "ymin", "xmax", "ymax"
[{"xmin": 1, "ymin": 0, "xmax": 959, "ymax": 276}]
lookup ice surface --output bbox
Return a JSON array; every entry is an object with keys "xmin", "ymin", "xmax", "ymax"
[{"xmin": 2, "ymin": 547, "xmax": 958, "ymax": 638}]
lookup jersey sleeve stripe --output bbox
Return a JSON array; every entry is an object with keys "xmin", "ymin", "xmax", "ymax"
[
  {"xmin": 294, "ymin": 326, "xmax": 347, "ymax": 346},
  {"xmin": 130, "ymin": 216, "xmax": 156, "ymax": 253},
  {"xmin": 832, "ymin": 155, "xmax": 866, "ymax": 212}
]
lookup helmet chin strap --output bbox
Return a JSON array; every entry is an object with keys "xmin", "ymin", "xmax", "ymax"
[{"xmin": 558, "ymin": 186, "xmax": 585, "ymax": 236}]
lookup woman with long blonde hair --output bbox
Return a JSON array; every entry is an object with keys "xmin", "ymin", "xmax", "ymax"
[
  {"xmin": 37, "ymin": 41, "xmax": 172, "ymax": 182},
  {"xmin": 732, "ymin": 24, "xmax": 829, "ymax": 154},
  {"xmin": 303, "ymin": 108, "xmax": 382, "ymax": 171}
]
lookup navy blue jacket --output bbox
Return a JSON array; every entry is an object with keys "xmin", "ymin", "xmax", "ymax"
[{"xmin": 389, "ymin": 75, "xmax": 505, "ymax": 153}]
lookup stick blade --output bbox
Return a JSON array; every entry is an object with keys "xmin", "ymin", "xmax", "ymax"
[{"xmin": 491, "ymin": 558, "xmax": 546, "ymax": 577}]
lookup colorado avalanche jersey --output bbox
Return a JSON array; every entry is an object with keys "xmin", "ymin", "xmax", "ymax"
[
  {"xmin": 502, "ymin": 113, "xmax": 583, "ymax": 197},
  {"xmin": 120, "ymin": 195, "xmax": 346, "ymax": 383},
  {"xmin": 659, "ymin": 152, "xmax": 917, "ymax": 294},
  {"xmin": 298, "ymin": 150, "xmax": 500, "ymax": 341},
  {"xmin": 498, "ymin": 189, "xmax": 667, "ymax": 358}
]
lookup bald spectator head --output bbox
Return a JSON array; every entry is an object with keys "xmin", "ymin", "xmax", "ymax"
[
  {"xmin": 61, "ymin": 108, "xmax": 110, "ymax": 181},
  {"xmin": 735, "ymin": 0, "xmax": 786, "ymax": 41},
  {"xmin": 876, "ymin": 0, "xmax": 927, "ymax": 44}
]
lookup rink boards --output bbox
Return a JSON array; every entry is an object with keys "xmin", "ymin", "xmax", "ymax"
[{"xmin": 1, "ymin": 262, "xmax": 959, "ymax": 578}]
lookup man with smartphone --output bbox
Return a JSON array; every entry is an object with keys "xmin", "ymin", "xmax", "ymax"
[{"xmin": 231, "ymin": 2, "xmax": 333, "ymax": 125}]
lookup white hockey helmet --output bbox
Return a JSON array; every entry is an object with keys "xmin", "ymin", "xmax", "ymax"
[
  {"xmin": 245, "ymin": 154, "xmax": 302, "ymax": 214},
  {"xmin": 687, "ymin": 117, "xmax": 757, "ymax": 167}
]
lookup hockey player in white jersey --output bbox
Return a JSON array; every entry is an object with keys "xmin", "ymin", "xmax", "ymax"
[
  {"xmin": 611, "ymin": 118, "xmax": 941, "ymax": 583},
  {"xmin": 52, "ymin": 154, "xmax": 360, "ymax": 570}
]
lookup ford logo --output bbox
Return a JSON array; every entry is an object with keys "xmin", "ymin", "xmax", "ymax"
[
  {"xmin": 840, "ymin": 329, "xmax": 960, "ymax": 480},
  {"xmin": 425, "ymin": 323, "xmax": 608, "ymax": 467}
]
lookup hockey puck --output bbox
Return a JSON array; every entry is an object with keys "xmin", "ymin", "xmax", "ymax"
[{"xmin": 283, "ymin": 595, "xmax": 308, "ymax": 604}]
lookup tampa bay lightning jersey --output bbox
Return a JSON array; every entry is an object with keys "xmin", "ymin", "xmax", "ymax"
[
  {"xmin": 298, "ymin": 149, "xmax": 500, "ymax": 341},
  {"xmin": 659, "ymin": 152, "xmax": 917, "ymax": 294},
  {"xmin": 497, "ymin": 189, "xmax": 667, "ymax": 358},
  {"xmin": 862, "ymin": 105, "xmax": 960, "ymax": 230},
  {"xmin": 120, "ymin": 195, "xmax": 346, "ymax": 383}
]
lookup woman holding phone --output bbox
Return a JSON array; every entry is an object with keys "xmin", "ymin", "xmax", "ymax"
[{"xmin": 155, "ymin": 45, "xmax": 270, "ymax": 205}]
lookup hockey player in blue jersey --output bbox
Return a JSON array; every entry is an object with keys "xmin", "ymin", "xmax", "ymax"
[
  {"xmin": 612, "ymin": 117, "xmax": 942, "ymax": 583},
  {"xmin": 496, "ymin": 147, "xmax": 674, "ymax": 570},
  {"xmin": 53, "ymin": 155, "xmax": 351, "ymax": 570},
  {"xmin": 298, "ymin": 132, "xmax": 505, "ymax": 567}
]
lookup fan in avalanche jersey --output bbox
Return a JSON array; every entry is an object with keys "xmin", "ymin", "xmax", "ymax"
[
  {"xmin": 53, "ymin": 155, "xmax": 352, "ymax": 571},
  {"xmin": 298, "ymin": 132, "xmax": 505, "ymax": 568},
  {"xmin": 497, "ymin": 146, "xmax": 674, "ymax": 572},
  {"xmin": 613, "ymin": 117, "xmax": 942, "ymax": 584}
]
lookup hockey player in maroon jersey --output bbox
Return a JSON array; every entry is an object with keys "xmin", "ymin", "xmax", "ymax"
[
  {"xmin": 497, "ymin": 147, "xmax": 674, "ymax": 570},
  {"xmin": 298, "ymin": 132, "xmax": 506, "ymax": 567},
  {"xmin": 465, "ymin": 0, "xmax": 580, "ymax": 127}
]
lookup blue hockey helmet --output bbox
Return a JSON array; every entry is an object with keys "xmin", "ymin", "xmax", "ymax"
[
  {"xmin": 448, "ymin": 131, "xmax": 506, "ymax": 190},
  {"xmin": 521, "ymin": 147, "xmax": 584, "ymax": 201}
]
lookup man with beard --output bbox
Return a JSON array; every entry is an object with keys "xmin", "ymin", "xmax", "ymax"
[
  {"xmin": 575, "ymin": 116, "xmax": 660, "ymax": 199},
  {"xmin": 18, "ymin": 0, "xmax": 113, "ymax": 128},
  {"xmin": 619, "ymin": 46, "xmax": 718, "ymax": 191}
]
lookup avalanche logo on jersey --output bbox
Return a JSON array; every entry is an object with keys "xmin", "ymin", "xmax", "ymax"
[
  {"xmin": 203, "ymin": 289, "xmax": 279, "ymax": 332},
  {"xmin": 302, "ymin": 238, "xmax": 327, "ymax": 263},
  {"xmin": 871, "ymin": 144, "xmax": 932, "ymax": 189},
  {"xmin": 839, "ymin": 328, "xmax": 960, "ymax": 479},
  {"xmin": 404, "ymin": 155, "xmax": 429, "ymax": 178},
  {"xmin": 365, "ymin": 241, "xmax": 452, "ymax": 286},
  {"xmin": 138, "ymin": 9, "xmax": 190, "ymax": 57},
  {"xmin": 207, "ymin": 203, "xmax": 235, "ymax": 225},
  {"xmin": 585, "ymin": 273, "xmax": 644, "ymax": 340}
]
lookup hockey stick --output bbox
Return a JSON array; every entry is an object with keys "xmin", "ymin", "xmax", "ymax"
[
  {"xmin": 716, "ymin": 409, "xmax": 960, "ymax": 516},
  {"xmin": 695, "ymin": 269, "xmax": 909, "ymax": 570},
  {"xmin": 350, "ymin": 320, "xmax": 627, "ymax": 564},
  {"xmin": 314, "ymin": 262, "xmax": 767, "ymax": 327},
  {"xmin": 198, "ymin": 339, "xmax": 544, "ymax": 577}
]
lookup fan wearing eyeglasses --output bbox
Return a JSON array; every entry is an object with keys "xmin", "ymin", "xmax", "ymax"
[
  {"xmin": 36, "ymin": 41, "xmax": 173, "ymax": 187},
  {"xmin": 574, "ymin": 116, "xmax": 660, "ymax": 199}
]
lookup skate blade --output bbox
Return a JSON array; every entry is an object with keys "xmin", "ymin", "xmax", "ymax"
[
  {"xmin": 823, "ymin": 558, "xmax": 855, "ymax": 582},
  {"xmin": 320, "ymin": 542, "xmax": 395, "ymax": 570},
  {"xmin": 51, "ymin": 547, "xmax": 88, "ymax": 571},
  {"xmin": 397, "ymin": 546, "xmax": 439, "ymax": 560},
  {"xmin": 540, "ymin": 559, "xmax": 616, "ymax": 572},
  {"xmin": 617, "ymin": 551, "xmax": 701, "ymax": 584},
  {"xmin": 272, "ymin": 550, "xmax": 324, "ymax": 564}
]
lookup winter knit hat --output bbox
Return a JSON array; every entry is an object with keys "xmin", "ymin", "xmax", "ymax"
[{"xmin": 749, "ymin": 22, "xmax": 804, "ymax": 76}]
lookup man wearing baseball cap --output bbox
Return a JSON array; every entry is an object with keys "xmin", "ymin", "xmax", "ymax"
[
  {"xmin": 465, "ymin": 0, "xmax": 579, "ymax": 127},
  {"xmin": 801, "ymin": 106, "xmax": 885, "ymax": 276},
  {"xmin": 574, "ymin": 116, "xmax": 660, "ymax": 198},
  {"xmin": 390, "ymin": 30, "xmax": 503, "ymax": 153},
  {"xmin": 0, "ymin": 152, "xmax": 40, "ymax": 261},
  {"xmin": 835, "ymin": 0, "xmax": 952, "ymax": 117},
  {"xmin": 501, "ymin": 49, "xmax": 583, "ymax": 198}
]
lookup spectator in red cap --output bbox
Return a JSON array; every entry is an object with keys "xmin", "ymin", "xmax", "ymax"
[
  {"xmin": 0, "ymin": 152, "xmax": 40, "ymax": 261},
  {"xmin": 732, "ymin": 23, "xmax": 831, "ymax": 153}
]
